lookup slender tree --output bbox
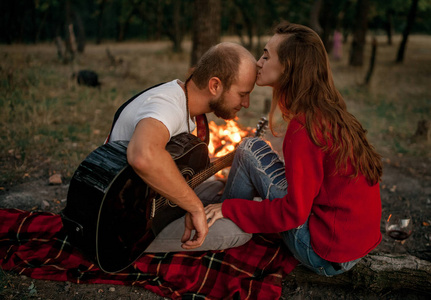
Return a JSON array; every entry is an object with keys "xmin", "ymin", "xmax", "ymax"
[
  {"xmin": 349, "ymin": 0, "xmax": 369, "ymax": 66},
  {"xmin": 168, "ymin": 0, "xmax": 183, "ymax": 52},
  {"xmin": 190, "ymin": 0, "xmax": 221, "ymax": 66},
  {"xmin": 74, "ymin": 12, "xmax": 86, "ymax": 53},
  {"xmin": 396, "ymin": 0, "xmax": 419, "ymax": 63},
  {"xmin": 64, "ymin": 0, "xmax": 76, "ymax": 61},
  {"xmin": 233, "ymin": 0, "xmax": 254, "ymax": 50},
  {"xmin": 116, "ymin": 0, "xmax": 144, "ymax": 42},
  {"xmin": 309, "ymin": 0, "xmax": 323, "ymax": 36},
  {"xmin": 319, "ymin": 0, "xmax": 338, "ymax": 52},
  {"xmin": 96, "ymin": 0, "xmax": 108, "ymax": 44},
  {"xmin": 385, "ymin": 8, "xmax": 394, "ymax": 45}
]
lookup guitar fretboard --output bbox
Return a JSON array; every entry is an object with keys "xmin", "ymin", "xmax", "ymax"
[{"xmin": 188, "ymin": 151, "xmax": 235, "ymax": 189}]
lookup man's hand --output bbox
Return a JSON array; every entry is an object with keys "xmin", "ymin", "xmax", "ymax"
[
  {"xmin": 181, "ymin": 209, "xmax": 209, "ymax": 249},
  {"xmin": 204, "ymin": 203, "xmax": 224, "ymax": 228}
]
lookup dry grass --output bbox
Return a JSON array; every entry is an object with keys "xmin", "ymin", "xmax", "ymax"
[
  {"xmin": 0, "ymin": 35, "xmax": 430, "ymax": 185},
  {"xmin": 330, "ymin": 34, "xmax": 431, "ymax": 157}
]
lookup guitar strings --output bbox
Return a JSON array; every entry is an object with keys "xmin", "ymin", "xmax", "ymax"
[{"xmin": 152, "ymin": 153, "xmax": 235, "ymax": 211}]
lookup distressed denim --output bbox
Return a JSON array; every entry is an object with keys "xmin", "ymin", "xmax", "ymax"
[
  {"xmin": 221, "ymin": 137, "xmax": 287, "ymax": 201},
  {"xmin": 221, "ymin": 137, "xmax": 360, "ymax": 276}
]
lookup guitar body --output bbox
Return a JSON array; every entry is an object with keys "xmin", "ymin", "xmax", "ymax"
[{"xmin": 61, "ymin": 133, "xmax": 209, "ymax": 273}]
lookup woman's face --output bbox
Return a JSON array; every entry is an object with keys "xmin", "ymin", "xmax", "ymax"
[{"xmin": 256, "ymin": 34, "xmax": 285, "ymax": 87}]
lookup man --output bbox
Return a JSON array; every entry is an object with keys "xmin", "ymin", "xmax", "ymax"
[{"xmin": 108, "ymin": 42, "xmax": 256, "ymax": 251}]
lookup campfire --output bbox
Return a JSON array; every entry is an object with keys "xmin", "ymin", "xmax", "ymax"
[
  {"xmin": 201, "ymin": 119, "xmax": 254, "ymax": 179},
  {"xmin": 194, "ymin": 117, "xmax": 268, "ymax": 179},
  {"xmin": 207, "ymin": 119, "xmax": 253, "ymax": 158}
]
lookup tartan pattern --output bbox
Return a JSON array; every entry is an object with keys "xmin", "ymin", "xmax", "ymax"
[{"xmin": 0, "ymin": 208, "xmax": 298, "ymax": 299}]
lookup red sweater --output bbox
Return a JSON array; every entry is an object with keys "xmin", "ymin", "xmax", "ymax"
[{"xmin": 222, "ymin": 118, "xmax": 382, "ymax": 263}]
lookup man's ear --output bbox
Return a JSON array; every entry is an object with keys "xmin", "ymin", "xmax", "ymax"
[{"xmin": 208, "ymin": 77, "xmax": 223, "ymax": 96}]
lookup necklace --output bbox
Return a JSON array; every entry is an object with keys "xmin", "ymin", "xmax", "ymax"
[{"xmin": 184, "ymin": 75, "xmax": 193, "ymax": 133}]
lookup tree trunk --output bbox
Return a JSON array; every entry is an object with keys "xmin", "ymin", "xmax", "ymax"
[
  {"xmin": 64, "ymin": 0, "xmax": 75, "ymax": 63},
  {"xmin": 412, "ymin": 119, "xmax": 431, "ymax": 142},
  {"xmin": 55, "ymin": 36, "xmax": 65, "ymax": 60},
  {"xmin": 349, "ymin": 0, "xmax": 369, "ymax": 66},
  {"xmin": 117, "ymin": 9, "xmax": 136, "ymax": 42},
  {"xmin": 309, "ymin": 0, "xmax": 323, "ymax": 36},
  {"xmin": 155, "ymin": 1, "xmax": 163, "ymax": 40},
  {"xmin": 396, "ymin": 0, "xmax": 419, "ymax": 63},
  {"xmin": 96, "ymin": 0, "xmax": 108, "ymax": 45},
  {"xmin": 319, "ymin": 0, "xmax": 337, "ymax": 52},
  {"xmin": 364, "ymin": 37, "xmax": 377, "ymax": 85},
  {"xmin": 74, "ymin": 12, "xmax": 86, "ymax": 53},
  {"xmin": 190, "ymin": 0, "xmax": 221, "ymax": 66},
  {"xmin": 171, "ymin": 0, "xmax": 182, "ymax": 53},
  {"xmin": 286, "ymin": 254, "xmax": 431, "ymax": 294},
  {"xmin": 385, "ymin": 9, "xmax": 393, "ymax": 45},
  {"xmin": 254, "ymin": 0, "xmax": 265, "ymax": 57},
  {"xmin": 35, "ymin": 5, "xmax": 49, "ymax": 43},
  {"xmin": 233, "ymin": 0, "xmax": 254, "ymax": 50}
]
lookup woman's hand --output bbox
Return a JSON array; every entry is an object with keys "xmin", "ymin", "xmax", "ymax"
[{"xmin": 204, "ymin": 203, "xmax": 224, "ymax": 227}]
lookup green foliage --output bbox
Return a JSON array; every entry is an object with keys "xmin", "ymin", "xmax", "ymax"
[{"xmin": 1, "ymin": 0, "xmax": 430, "ymax": 45}]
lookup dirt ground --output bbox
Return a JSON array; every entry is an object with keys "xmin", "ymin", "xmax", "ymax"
[{"xmin": 1, "ymin": 142, "xmax": 430, "ymax": 299}]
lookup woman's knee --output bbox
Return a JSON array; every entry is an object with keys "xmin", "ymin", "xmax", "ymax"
[
  {"xmin": 237, "ymin": 138, "xmax": 278, "ymax": 169},
  {"xmin": 239, "ymin": 137, "xmax": 271, "ymax": 154}
]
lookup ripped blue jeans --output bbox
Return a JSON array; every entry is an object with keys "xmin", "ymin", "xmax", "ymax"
[{"xmin": 221, "ymin": 137, "xmax": 360, "ymax": 276}]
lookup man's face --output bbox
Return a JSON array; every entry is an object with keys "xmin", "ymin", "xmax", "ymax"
[{"xmin": 210, "ymin": 59, "xmax": 256, "ymax": 120}]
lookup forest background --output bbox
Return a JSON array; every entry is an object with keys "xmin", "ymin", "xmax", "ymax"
[{"xmin": 1, "ymin": 0, "xmax": 430, "ymax": 186}]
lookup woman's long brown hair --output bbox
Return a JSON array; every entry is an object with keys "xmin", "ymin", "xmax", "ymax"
[{"xmin": 269, "ymin": 22, "xmax": 382, "ymax": 185}]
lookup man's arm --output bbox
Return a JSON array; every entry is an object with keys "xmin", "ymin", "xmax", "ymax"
[{"xmin": 127, "ymin": 118, "xmax": 208, "ymax": 249}]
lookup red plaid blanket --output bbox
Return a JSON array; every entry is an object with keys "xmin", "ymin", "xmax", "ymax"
[{"xmin": 0, "ymin": 208, "xmax": 298, "ymax": 299}]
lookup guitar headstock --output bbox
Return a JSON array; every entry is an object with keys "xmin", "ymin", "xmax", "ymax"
[{"xmin": 254, "ymin": 117, "xmax": 269, "ymax": 138}]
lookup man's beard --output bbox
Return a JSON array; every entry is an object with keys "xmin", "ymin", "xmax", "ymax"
[{"xmin": 209, "ymin": 93, "xmax": 236, "ymax": 120}]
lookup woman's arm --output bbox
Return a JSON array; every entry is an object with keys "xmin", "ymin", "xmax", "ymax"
[{"xmin": 215, "ymin": 119, "xmax": 325, "ymax": 233}]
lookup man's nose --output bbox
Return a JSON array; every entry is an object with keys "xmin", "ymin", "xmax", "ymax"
[{"xmin": 241, "ymin": 96, "xmax": 250, "ymax": 108}]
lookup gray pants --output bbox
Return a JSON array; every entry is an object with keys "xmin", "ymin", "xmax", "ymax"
[{"xmin": 145, "ymin": 181, "xmax": 252, "ymax": 252}]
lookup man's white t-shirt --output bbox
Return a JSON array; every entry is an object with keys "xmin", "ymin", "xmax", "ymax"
[{"xmin": 109, "ymin": 79, "xmax": 196, "ymax": 142}]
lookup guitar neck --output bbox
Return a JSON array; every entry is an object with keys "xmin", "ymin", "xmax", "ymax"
[{"xmin": 187, "ymin": 150, "xmax": 236, "ymax": 189}]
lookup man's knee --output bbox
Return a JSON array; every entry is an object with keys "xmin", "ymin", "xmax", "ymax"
[
  {"xmin": 145, "ymin": 217, "xmax": 251, "ymax": 253},
  {"xmin": 204, "ymin": 218, "xmax": 252, "ymax": 250}
]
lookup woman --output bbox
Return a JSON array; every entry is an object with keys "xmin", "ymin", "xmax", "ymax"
[{"xmin": 205, "ymin": 22, "xmax": 383, "ymax": 276}]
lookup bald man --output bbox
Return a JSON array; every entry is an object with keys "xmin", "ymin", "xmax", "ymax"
[{"xmin": 109, "ymin": 43, "xmax": 257, "ymax": 252}]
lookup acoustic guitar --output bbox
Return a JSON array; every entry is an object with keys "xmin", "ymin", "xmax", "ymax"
[{"xmin": 61, "ymin": 118, "xmax": 268, "ymax": 273}]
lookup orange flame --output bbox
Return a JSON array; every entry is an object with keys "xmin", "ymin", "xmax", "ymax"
[{"xmin": 208, "ymin": 120, "xmax": 252, "ymax": 158}]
